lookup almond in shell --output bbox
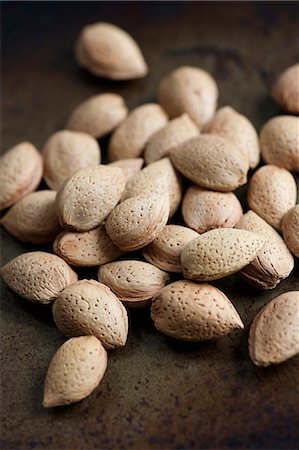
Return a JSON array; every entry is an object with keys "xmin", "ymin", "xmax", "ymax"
[
  {"xmin": 272, "ymin": 64, "xmax": 299, "ymax": 114},
  {"xmin": 281, "ymin": 205, "xmax": 299, "ymax": 257}
]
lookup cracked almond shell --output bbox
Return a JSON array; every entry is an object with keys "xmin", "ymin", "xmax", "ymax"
[
  {"xmin": 272, "ymin": 64, "xmax": 299, "ymax": 114},
  {"xmin": 281, "ymin": 205, "xmax": 299, "ymax": 258}
]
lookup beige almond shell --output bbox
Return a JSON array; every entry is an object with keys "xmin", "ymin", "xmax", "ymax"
[
  {"xmin": 144, "ymin": 114, "xmax": 199, "ymax": 165},
  {"xmin": 151, "ymin": 280, "xmax": 244, "ymax": 341},
  {"xmin": 142, "ymin": 225, "xmax": 199, "ymax": 273},
  {"xmin": 42, "ymin": 130, "xmax": 101, "ymax": 190},
  {"xmin": 281, "ymin": 205, "xmax": 299, "ymax": 257},
  {"xmin": 0, "ymin": 142, "xmax": 43, "ymax": 211},
  {"xmin": 235, "ymin": 211, "xmax": 294, "ymax": 289},
  {"xmin": 56, "ymin": 165, "xmax": 126, "ymax": 231},
  {"xmin": 105, "ymin": 193, "xmax": 170, "ymax": 252},
  {"xmin": 272, "ymin": 64, "xmax": 299, "ymax": 114},
  {"xmin": 1, "ymin": 190, "xmax": 61, "ymax": 244},
  {"xmin": 182, "ymin": 185, "xmax": 243, "ymax": 234},
  {"xmin": 247, "ymin": 165, "xmax": 297, "ymax": 230},
  {"xmin": 181, "ymin": 228, "xmax": 265, "ymax": 281},
  {"xmin": 249, "ymin": 291, "xmax": 299, "ymax": 367},
  {"xmin": 52, "ymin": 280, "xmax": 128, "ymax": 349},
  {"xmin": 158, "ymin": 66, "xmax": 218, "ymax": 129},
  {"xmin": 43, "ymin": 336, "xmax": 107, "ymax": 407},
  {"xmin": 108, "ymin": 104, "xmax": 168, "ymax": 161},
  {"xmin": 108, "ymin": 158, "xmax": 144, "ymax": 182},
  {"xmin": 98, "ymin": 260, "xmax": 169, "ymax": 308},
  {"xmin": 66, "ymin": 93, "xmax": 128, "ymax": 139},
  {"xmin": 260, "ymin": 116, "xmax": 299, "ymax": 172},
  {"xmin": 75, "ymin": 22, "xmax": 148, "ymax": 80},
  {"xmin": 0, "ymin": 251, "xmax": 78, "ymax": 304},
  {"xmin": 53, "ymin": 225, "xmax": 124, "ymax": 267}
]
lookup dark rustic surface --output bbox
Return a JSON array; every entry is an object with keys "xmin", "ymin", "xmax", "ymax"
[{"xmin": 1, "ymin": 2, "xmax": 299, "ymax": 449}]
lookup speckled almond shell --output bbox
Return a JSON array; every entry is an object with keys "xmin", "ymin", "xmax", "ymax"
[
  {"xmin": 281, "ymin": 205, "xmax": 299, "ymax": 258},
  {"xmin": 142, "ymin": 225, "xmax": 199, "ymax": 273},
  {"xmin": 236, "ymin": 211, "xmax": 294, "ymax": 289},
  {"xmin": 52, "ymin": 280, "xmax": 128, "ymax": 349},
  {"xmin": 181, "ymin": 228, "xmax": 265, "ymax": 281},
  {"xmin": 249, "ymin": 291, "xmax": 299, "ymax": 367},
  {"xmin": 56, "ymin": 165, "xmax": 127, "ymax": 231},
  {"xmin": 151, "ymin": 280, "xmax": 244, "ymax": 341},
  {"xmin": 0, "ymin": 142, "xmax": 43, "ymax": 211},
  {"xmin": 108, "ymin": 158, "xmax": 144, "ymax": 182},
  {"xmin": 272, "ymin": 64, "xmax": 299, "ymax": 114},
  {"xmin": 43, "ymin": 336, "xmax": 107, "ymax": 407},
  {"xmin": 0, "ymin": 251, "xmax": 78, "ymax": 304},
  {"xmin": 247, "ymin": 165, "xmax": 297, "ymax": 230}
]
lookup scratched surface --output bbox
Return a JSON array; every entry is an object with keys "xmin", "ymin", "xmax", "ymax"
[{"xmin": 1, "ymin": 2, "xmax": 299, "ymax": 449}]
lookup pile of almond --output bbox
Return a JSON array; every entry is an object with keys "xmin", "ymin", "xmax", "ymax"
[{"xmin": 1, "ymin": 22, "xmax": 298, "ymax": 408}]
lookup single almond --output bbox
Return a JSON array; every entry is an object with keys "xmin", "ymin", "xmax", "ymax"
[
  {"xmin": 281, "ymin": 205, "xmax": 299, "ymax": 258},
  {"xmin": 272, "ymin": 64, "xmax": 299, "ymax": 114},
  {"xmin": 108, "ymin": 158, "xmax": 144, "ymax": 181}
]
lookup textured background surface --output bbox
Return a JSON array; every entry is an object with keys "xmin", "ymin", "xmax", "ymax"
[{"xmin": 1, "ymin": 2, "xmax": 299, "ymax": 449}]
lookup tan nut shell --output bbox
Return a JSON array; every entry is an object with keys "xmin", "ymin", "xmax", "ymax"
[
  {"xmin": 43, "ymin": 336, "xmax": 107, "ymax": 407},
  {"xmin": 151, "ymin": 281, "xmax": 244, "ymax": 341},
  {"xmin": 75, "ymin": 22, "xmax": 148, "ymax": 80},
  {"xmin": 182, "ymin": 185, "xmax": 243, "ymax": 234},
  {"xmin": 247, "ymin": 165, "xmax": 297, "ymax": 230},
  {"xmin": 181, "ymin": 228, "xmax": 265, "ymax": 281},
  {"xmin": 272, "ymin": 64, "xmax": 299, "ymax": 113},
  {"xmin": 108, "ymin": 104, "xmax": 168, "ymax": 161},
  {"xmin": 56, "ymin": 165, "xmax": 126, "ymax": 231},
  {"xmin": 0, "ymin": 142, "xmax": 43, "ymax": 211},
  {"xmin": 53, "ymin": 280, "xmax": 128, "ymax": 349},
  {"xmin": 142, "ymin": 225, "xmax": 199, "ymax": 273},
  {"xmin": 0, "ymin": 251, "xmax": 78, "ymax": 304},
  {"xmin": 281, "ymin": 205, "xmax": 299, "ymax": 257},
  {"xmin": 249, "ymin": 291, "xmax": 299, "ymax": 366},
  {"xmin": 108, "ymin": 158, "xmax": 144, "ymax": 181}
]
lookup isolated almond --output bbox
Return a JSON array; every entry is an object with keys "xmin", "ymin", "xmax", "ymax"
[
  {"xmin": 0, "ymin": 251, "xmax": 78, "ymax": 304},
  {"xmin": 1, "ymin": 190, "xmax": 61, "ymax": 244},
  {"xmin": 151, "ymin": 281, "xmax": 244, "ymax": 341},
  {"xmin": 56, "ymin": 165, "xmax": 126, "ymax": 231},
  {"xmin": 182, "ymin": 185, "xmax": 243, "ymax": 233},
  {"xmin": 98, "ymin": 260, "xmax": 169, "ymax": 308},
  {"xmin": 105, "ymin": 193, "xmax": 169, "ymax": 252},
  {"xmin": 75, "ymin": 22, "xmax": 148, "ymax": 79},
  {"xmin": 108, "ymin": 104, "xmax": 168, "ymax": 161},
  {"xmin": 108, "ymin": 158, "xmax": 144, "ymax": 181},
  {"xmin": 66, "ymin": 93, "xmax": 128, "ymax": 138},
  {"xmin": 181, "ymin": 228, "xmax": 265, "ymax": 281},
  {"xmin": 236, "ymin": 211, "xmax": 294, "ymax": 289},
  {"xmin": 142, "ymin": 225, "xmax": 199, "ymax": 273},
  {"xmin": 42, "ymin": 130, "xmax": 101, "ymax": 190},
  {"xmin": 53, "ymin": 280, "xmax": 128, "ymax": 349},
  {"xmin": 272, "ymin": 64, "xmax": 299, "ymax": 113},
  {"xmin": 249, "ymin": 291, "xmax": 299, "ymax": 366},
  {"xmin": 43, "ymin": 336, "xmax": 107, "ymax": 407},
  {"xmin": 247, "ymin": 165, "xmax": 297, "ymax": 230},
  {"xmin": 281, "ymin": 205, "xmax": 299, "ymax": 257},
  {"xmin": 0, "ymin": 142, "xmax": 43, "ymax": 211}
]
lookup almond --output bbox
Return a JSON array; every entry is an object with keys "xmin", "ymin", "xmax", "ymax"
[
  {"xmin": 0, "ymin": 251, "xmax": 78, "ymax": 304},
  {"xmin": 43, "ymin": 336, "xmax": 107, "ymax": 407},
  {"xmin": 52, "ymin": 279, "xmax": 128, "ymax": 349},
  {"xmin": 281, "ymin": 205, "xmax": 299, "ymax": 258},
  {"xmin": 181, "ymin": 228, "xmax": 265, "ymax": 281},
  {"xmin": 151, "ymin": 280, "xmax": 244, "ymax": 341},
  {"xmin": 272, "ymin": 64, "xmax": 299, "ymax": 114},
  {"xmin": 249, "ymin": 291, "xmax": 299, "ymax": 366},
  {"xmin": 108, "ymin": 158, "xmax": 144, "ymax": 181},
  {"xmin": 0, "ymin": 142, "xmax": 43, "ymax": 211}
]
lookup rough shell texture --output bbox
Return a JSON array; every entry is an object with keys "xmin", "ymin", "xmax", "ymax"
[
  {"xmin": 105, "ymin": 193, "xmax": 170, "ymax": 252},
  {"xmin": 247, "ymin": 165, "xmax": 297, "ymax": 230},
  {"xmin": 1, "ymin": 190, "xmax": 61, "ymax": 244},
  {"xmin": 42, "ymin": 130, "xmax": 101, "ymax": 190},
  {"xmin": 108, "ymin": 104, "xmax": 168, "ymax": 161},
  {"xmin": 98, "ymin": 260, "xmax": 169, "ymax": 308},
  {"xmin": 108, "ymin": 158, "xmax": 144, "ymax": 182},
  {"xmin": 260, "ymin": 116, "xmax": 299, "ymax": 172},
  {"xmin": 170, "ymin": 135, "xmax": 249, "ymax": 192},
  {"xmin": 43, "ymin": 336, "xmax": 107, "ymax": 407},
  {"xmin": 66, "ymin": 93, "xmax": 128, "ymax": 139},
  {"xmin": 75, "ymin": 22, "xmax": 148, "ymax": 80},
  {"xmin": 181, "ymin": 228, "xmax": 265, "ymax": 281},
  {"xmin": 249, "ymin": 291, "xmax": 299, "ymax": 366},
  {"xmin": 56, "ymin": 165, "xmax": 126, "ymax": 231},
  {"xmin": 142, "ymin": 225, "xmax": 199, "ymax": 273},
  {"xmin": 158, "ymin": 66, "xmax": 218, "ymax": 129},
  {"xmin": 144, "ymin": 114, "xmax": 199, "ymax": 165},
  {"xmin": 272, "ymin": 64, "xmax": 299, "ymax": 113},
  {"xmin": 182, "ymin": 185, "xmax": 243, "ymax": 234},
  {"xmin": 0, "ymin": 142, "xmax": 43, "ymax": 211},
  {"xmin": 281, "ymin": 205, "xmax": 299, "ymax": 258},
  {"xmin": 236, "ymin": 211, "xmax": 294, "ymax": 289},
  {"xmin": 0, "ymin": 251, "xmax": 78, "ymax": 304},
  {"xmin": 151, "ymin": 280, "xmax": 244, "ymax": 341}
]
